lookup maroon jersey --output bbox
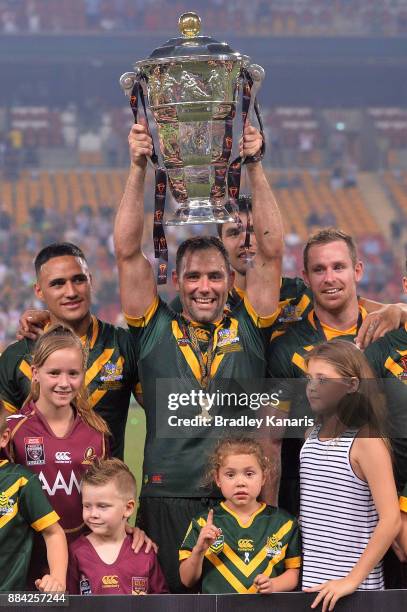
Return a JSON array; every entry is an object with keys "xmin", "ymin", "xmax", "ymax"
[
  {"xmin": 7, "ymin": 401, "xmax": 107, "ymax": 538},
  {"xmin": 68, "ymin": 534, "xmax": 168, "ymax": 594}
]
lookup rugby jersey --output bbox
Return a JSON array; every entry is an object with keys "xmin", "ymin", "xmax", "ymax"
[{"xmin": 300, "ymin": 426, "xmax": 384, "ymax": 590}]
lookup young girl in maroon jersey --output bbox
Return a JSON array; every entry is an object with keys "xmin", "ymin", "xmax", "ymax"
[{"xmin": 6, "ymin": 325, "xmax": 110, "ymax": 583}]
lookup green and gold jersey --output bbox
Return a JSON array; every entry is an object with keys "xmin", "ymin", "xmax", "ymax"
[
  {"xmin": 268, "ymin": 305, "xmax": 367, "ymax": 515},
  {"xmin": 364, "ymin": 324, "xmax": 407, "ymax": 511},
  {"xmin": 170, "ymin": 277, "xmax": 312, "ymax": 324},
  {"xmin": 268, "ymin": 306, "xmax": 368, "ymax": 379},
  {"xmin": 125, "ymin": 297, "xmax": 277, "ymax": 498},
  {"xmin": 0, "ymin": 316, "xmax": 138, "ymax": 459},
  {"xmin": 0, "ymin": 459, "xmax": 59, "ymax": 591},
  {"xmin": 179, "ymin": 502, "xmax": 301, "ymax": 593}
]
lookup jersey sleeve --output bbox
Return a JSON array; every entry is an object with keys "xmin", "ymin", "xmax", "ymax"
[
  {"xmin": 400, "ymin": 483, "xmax": 407, "ymax": 512},
  {"xmin": 19, "ymin": 472, "xmax": 59, "ymax": 531},
  {"xmin": 124, "ymin": 297, "xmax": 170, "ymax": 353},
  {"xmin": 67, "ymin": 546, "xmax": 81, "ymax": 594},
  {"xmin": 148, "ymin": 552, "xmax": 169, "ymax": 593},
  {"xmin": 117, "ymin": 328, "xmax": 139, "ymax": 398},
  {"xmin": 0, "ymin": 344, "xmax": 29, "ymax": 413},
  {"xmin": 179, "ymin": 517, "xmax": 201, "ymax": 561},
  {"xmin": 284, "ymin": 519, "xmax": 302, "ymax": 569}
]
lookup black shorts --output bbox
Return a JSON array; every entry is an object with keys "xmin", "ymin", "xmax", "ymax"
[{"xmin": 137, "ymin": 496, "xmax": 218, "ymax": 593}]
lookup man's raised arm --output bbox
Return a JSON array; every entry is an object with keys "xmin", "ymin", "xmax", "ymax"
[
  {"xmin": 244, "ymin": 127, "xmax": 284, "ymax": 317},
  {"xmin": 114, "ymin": 122, "xmax": 157, "ymax": 317}
]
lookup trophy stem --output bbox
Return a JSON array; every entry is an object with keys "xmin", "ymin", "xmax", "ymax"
[{"xmin": 165, "ymin": 200, "xmax": 235, "ymax": 226}]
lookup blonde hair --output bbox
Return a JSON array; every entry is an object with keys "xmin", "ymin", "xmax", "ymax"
[
  {"xmin": 23, "ymin": 324, "xmax": 109, "ymax": 435},
  {"xmin": 305, "ymin": 339, "xmax": 389, "ymax": 442},
  {"xmin": 81, "ymin": 458, "xmax": 136, "ymax": 500},
  {"xmin": 204, "ymin": 435, "xmax": 270, "ymax": 488}
]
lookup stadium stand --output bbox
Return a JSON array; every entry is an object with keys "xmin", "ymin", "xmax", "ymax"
[{"xmin": 1, "ymin": 0, "xmax": 407, "ymax": 36}]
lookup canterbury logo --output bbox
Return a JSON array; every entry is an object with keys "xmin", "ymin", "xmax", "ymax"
[
  {"xmin": 102, "ymin": 576, "xmax": 119, "ymax": 587},
  {"xmin": 55, "ymin": 452, "xmax": 71, "ymax": 461},
  {"xmin": 238, "ymin": 539, "xmax": 254, "ymax": 551}
]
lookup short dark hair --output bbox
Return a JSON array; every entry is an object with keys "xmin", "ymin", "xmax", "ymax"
[
  {"xmin": 217, "ymin": 195, "xmax": 253, "ymax": 238},
  {"xmin": 303, "ymin": 228, "xmax": 358, "ymax": 271},
  {"xmin": 34, "ymin": 243, "xmax": 87, "ymax": 277},
  {"xmin": 176, "ymin": 236, "xmax": 231, "ymax": 275}
]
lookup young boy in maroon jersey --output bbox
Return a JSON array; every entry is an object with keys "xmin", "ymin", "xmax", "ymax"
[{"xmin": 68, "ymin": 458, "xmax": 168, "ymax": 595}]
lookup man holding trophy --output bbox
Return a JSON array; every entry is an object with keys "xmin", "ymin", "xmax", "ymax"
[{"xmin": 114, "ymin": 120, "xmax": 283, "ymax": 591}]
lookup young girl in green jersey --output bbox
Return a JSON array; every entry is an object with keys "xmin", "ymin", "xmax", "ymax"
[{"xmin": 179, "ymin": 436, "xmax": 300, "ymax": 594}]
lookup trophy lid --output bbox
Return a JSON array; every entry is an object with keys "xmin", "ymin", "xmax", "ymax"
[{"xmin": 135, "ymin": 12, "xmax": 249, "ymax": 67}]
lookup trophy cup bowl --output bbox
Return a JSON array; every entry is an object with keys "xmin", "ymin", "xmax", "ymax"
[{"xmin": 120, "ymin": 12, "xmax": 263, "ymax": 225}]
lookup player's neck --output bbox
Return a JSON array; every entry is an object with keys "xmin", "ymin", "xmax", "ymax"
[
  {"xmin": 49, "ymin": 312, "xmax": 92, "ymax": 338},
  {"xmin": 234, "ymin": 271, "xmax": 246, "ymax": 292},
  {"xmin": 314, "ymin": 296, "xmax": 359, "ymax": 331}
]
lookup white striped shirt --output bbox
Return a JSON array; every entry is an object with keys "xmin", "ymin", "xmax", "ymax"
[{"xmin": 300, "ymin": 426, "xmax": 384, "ymax": 590}]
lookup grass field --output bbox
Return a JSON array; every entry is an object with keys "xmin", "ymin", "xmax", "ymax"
[{"xmin": 124, "ymin": 403, "xmax": 146, "ymax": 518}]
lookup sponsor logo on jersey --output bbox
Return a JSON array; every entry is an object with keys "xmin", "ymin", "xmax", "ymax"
[
  {"xmin": 132, "ymin": 576, "xmax": 148, "ymax": 594},
  {"xmin": 99, "ymin": 361, "xmax": 124, "ymax": 390},
  {"xmin": 79, "ymin": 576, "xmax": 92, "ymax": 595},
  {"xmin": 209, "ymin": 533, "xmax": 224, "ymax": 554},
  {"xmin": 266, "ymin": 534, "xmax": 282, "ymax": 559},
  {"xmin": 102, "ymin": 575, "xmax": 119, "ymax": 588},
  {"xmin": 55, "ymin": 451, "xmax": 71, "ymax": 464},
  {"xmin": 278, "ymin": 303, "xmax": 302, "ymax": 324},
  {"xmin": 24, "ymin": 437, "xmax": 45, "ymax": 465},
  {"xmin": 238, "ymin": 538, "xmax": 254, "ymax": 552},
  {"xmin": 398, "ymin": 356, "xmax": 407, "ymax": 381},
  {"xmin": 150, "ymin": 474, "xmax": 163, "ymax": 484},
  {"xmin": 38, "ymin": 470, "xmax": 81, "ymax": 496},
  {"xmin": 82, "ymin": 447, "xmax": 97, "ymax": 465},
  {"xmin": 0, "ymin": 492, "xmax": 14, "ymax": 515},
  {"xmin": 217, "ymin": 328, "xmax": 241, "ymax": 353}
]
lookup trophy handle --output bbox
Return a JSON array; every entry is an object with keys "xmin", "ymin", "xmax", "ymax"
[
  {"xmin": 246, "ymin": 64, "xmax": 265, "ymax": 123},
  {"xmin": 119, "ymin": 71, "xmax": 139, "ymax": 96}
]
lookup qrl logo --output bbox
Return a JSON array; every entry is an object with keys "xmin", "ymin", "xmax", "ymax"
[
  {"xmin": 238, "ymin": 539, "xmax": 254, "ymax": 551},
  {"xmin": 102, "ymin": 576, "xmax": 119, "ymax": 588},
  {"xmin": 55, "ymin": 451, "xmax": 71, "ymax": 462}
]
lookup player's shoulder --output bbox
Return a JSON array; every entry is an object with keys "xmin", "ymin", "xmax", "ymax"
[
  {"xmin": 264, "ymin": 504, "xmax": 297, "ymax": 524},
  {"xmin": 1, "ymin": 459, "xmax": 38, "ymax": 483},
  {"xmin": 366, "ymin": 326, "xmax": 407, "ymax": 359},
  {"xmin": 0, "ymin": 338, "xmax": 33, "ymax": 363},
  {"xmin": 69, "ymin": 534, "xmax": 89, "ymax": 555},
  {"xmin": 6, "ymin": 411, "xmax": 30, "ymax": 432},
  {"xmin": 122, "ymin": 533, "xmax": 156, "ymax": 561}
]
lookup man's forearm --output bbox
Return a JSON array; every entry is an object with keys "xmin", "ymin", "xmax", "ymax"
[
  {"xmin": 247, "ymin": 162, "xmax": 284, "ymax": 260},
  {"xmin": 114, "ymin": 163, "xmax": 147, "ymax": 261}
]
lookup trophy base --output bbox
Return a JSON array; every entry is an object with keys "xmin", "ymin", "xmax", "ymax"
[{"xmin": 165, "ymin": 202, "xmax": 235, "ymax": 226}]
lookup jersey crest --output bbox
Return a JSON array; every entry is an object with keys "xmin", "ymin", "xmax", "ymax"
[
  {"xmin": 132, "ymin": 576, "xmax": 148, "ymax": 594},
  {"xmin": 24, "ymin": 436, "xmax": 45, "ymax": 466},
  {"xmin": 0, "ymin": 491, "xmax": 14, "ymax": 515},
  {"xmin": 209, "ymin": 533, "xmax": 224, "ymax": 554},
  {"xmin": 266, "ymin": 534, "xmax": 283, "ymax": 559},
  {"xmin": 398, "ymin": 356, "xmax": 407, "ymax": 382}
]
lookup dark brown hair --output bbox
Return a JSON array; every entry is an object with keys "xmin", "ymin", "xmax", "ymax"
[{"xmin": 204, "ymin": 435, "xmax": 270, "ymax": 487}]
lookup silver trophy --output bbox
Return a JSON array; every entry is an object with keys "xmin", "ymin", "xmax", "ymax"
[{"xmin": 120, "ymin": 12, "xmax": 265, "ymax": 225}]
